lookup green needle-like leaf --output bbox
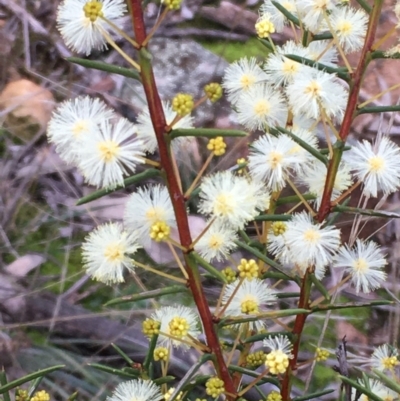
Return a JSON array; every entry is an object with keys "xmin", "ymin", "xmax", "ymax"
[
  {"xmin": 354, "ymin": 0, "xmax": 372, "ymax": 13},
  {"xmin": 312, "ymin": 32, "xmax": 334, "ymax": 41},
  {"xmin": 192, "ymin": 252, "xmax": 228, "ymax": 283},
  {"xmin": 293, "ymin": 389, "xmax": 335, "ymax": 401},
  {"xmin": 166, "ymin": 355, "xmax": 213, "ymax": 401},
  {"xmin": 371, "ymin": 369, "xmax": 400, "ymax": 393},
  {"xmin": 87, "ymin": 363, "xmax": 139, "ymax": 378},
  {"xmin": 254, "ymin": 214, "xmax": 292, "ymax": 222},
  {"xmin": 310, "ymin": 273, "xmax": 331, "ymax": 301},
  {"xmin": 284, "ymin": 54, "xmax": 350, "ymax": 81},
  {"xmin": 271, "ymin": 1, "xmax": 300, "ymax": 25},
  {"xmin": 28, "ymin": 377, "xmax": 44, "ymax": 398},
  {"xmin": 273, "ymin": 126, "xmax": 329, "ymax": 165},
  {"xmin": 142, "ymin": 334, "xmax": 159, "ymax": 372},
  {"xmin": 76, "ymin": 168, "xmax": 160, "ymax": 205},
  {"xmin": 333, "ymin": 205, "xmax": 400, "ymax": 218},
  {"xmin": 0, "ymin": 366, "xmax": 65, "ymax": 394},
  {"xmin": 228, "ymin": 366, "xmax": 280, "ymax": 386},
  {"xmin": 244, "ymin": 331, "xmax": 294, "ymax": 344},
  {"xmin": 276, "ymin": 193, "xmax": 316, "ymax": 205},
  {"xmin": 170, "ymin": 128, "xmax": 248, "ymax": 139},
  {"xmin": 339, "ymin": 376, "xmax": 385, "ymax": 401},
  {"xmin": 152, "ymin": 376, "xmax": 176, "ymax": 385},
  {"xmin": 312, "ymin": 300, "xmax": 392, "ymax": 313},
  {"xmin": 105, "ymin": 285, "xmax": 188, "ymax": 306},
  {"xmin": 357, "ymin": 105, "xmax": 400, "ymax": 115},
  {"xmin": 234, "ymin": 240, "xmax": 297, "ymax": 281},
  {"xmin": 67, "ymin": 57, "xmax": 141, "ymax": 81},
  {"xmin": 219, "ymin": 308, "xmax": 309, "ymax": 326},
  {"xmin": 0, "ymin": 371, "xmax": 10, "ymax": 401},
  {"xmin": 111, "ymin": 343, "xmax": 134, "ymax": 364}
]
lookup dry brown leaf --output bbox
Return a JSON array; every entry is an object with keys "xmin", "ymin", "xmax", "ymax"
[{"xmin": 0, "ymin": 79, "xmax": 55, "ymax": 140}]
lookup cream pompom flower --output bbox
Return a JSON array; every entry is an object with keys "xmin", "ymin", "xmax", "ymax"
[
  {"xmin": 296, "ymin": 0, "xmax": 338, "ymax": 33},
  {"xmin": 222, "ymin": 57, "xmax": 269, "ymax": 105},
  {"xmin": 194, "ymin": 220, "xmax": 238, "ymax": 262},
  {"xmin": 306, "ymin": 40, "xmax": 338, "ymax": 67},
  {"xmin": 248, "ymin": 134, "xmax": 301, "ymax": 191},
  {"xmin": 300, "ymin": 160, "xmax": 353, "ymax": 207},
  {"xmin": 264, "ymin": 41, "xmax": 311, "ymax": 86},
  {"xmin": 198, "ymin": 171, "xmax": 268, "ymax": 230},
  {"xmin": 286, "ymin": 69, "xmax": 348, "ymax": 121},
  {"xmin": 323, "ymin": 6, "xmax": 368, "ymax": 53},
  {"xmin": 47, "ymin": 96, "xmax": 115, "ymax": 165},
  {"xmin": 285, "ymin": 128, "xmax": 319, "ymax": 174},
  {"xmin": 346, "ymin": 137, "xmax": 400, "ymax": 198},
  {"xmin": 281, "ymin": 212, "xmax": 341, "ymax": 279},
  {"xmin": 82, "ymin": 222, "xmax": 141, "ymax": 284},
  {"xmin": 333, "ymin": 239, "xmax": 387, "ymax": 293},
  {"xmin": 236, "ymin": 84, "xmax": 288, "ymax": 131},
  {"xmin": 124, "ymin": 185, "xmax": 176, "ymax": 246},
  {"xmin": 78, "ymin": 118, "xmax": 145, "ymax": 189},
  {"xmin": 107, "ymin": 379, "xmax": 163, "ymax": 401},
  {"xmin": 255, "ymin": 13, "xmax": 276, "ymax": 38},
  {"xmin": 57, "ymin": 0, "xmax": 127, "ymax": 55},
  {"xmin": 136, "ymin": 101, "xmax": 193, "ymax": 154},
  {"xmin": 222, "ymin": 279, "xmax": 277, "ymax": 331},
  {"xmin": 258, "ymin": 0, "xmax": 298, "ymax": 32},
  {"xmin": 151, "ymin": 305, "xmax": 201, "ymax": 349}
]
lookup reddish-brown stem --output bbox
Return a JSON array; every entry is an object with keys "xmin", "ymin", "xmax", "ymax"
[
  {"xmin": 316, "ymin": 0, "xmax": 384, "ymax": 223},
  {"xmin": 128, "ymin": 1, "xmax": 236, "ymax": 397},
  {"xmin": 280, "ymin": 273, "xmax": 312, "ymax": 401}
]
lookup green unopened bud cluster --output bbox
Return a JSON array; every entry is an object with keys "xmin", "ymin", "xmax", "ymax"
[
  {"xmin": 205, "ymin": 376, "xmax": 225, "ymax": 398},
  {"xmin": 163, "ymin": 0, "xmax": 183, "ymax": 10},
  {"xmin": 267, "ymin": 391, "xmax": 282, "ymax": 401},
  {"xmin": 204, "ymin": 83, "xmax": 223, "ymax": 103},
  {"xmin": 164, "ymin": 388, "xmax": 183, "ymax": 401},
  {"xmin": 16, "ymin": 389, "xmax": 29, "ymax": 401},
  {"xmin": 316, "ymin": 347, "xmax": 330, "ymax": 362},
  {"xmin": 221, "ymin": 267, "xmax": 237, "ymax": 283},
  {"xmin": 246, "ymin": 350, "xmax": 266, "ymax": 368},
  {"xmin": 236, "ymin": 158, "xmax": 247, "ymax": 175}
]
